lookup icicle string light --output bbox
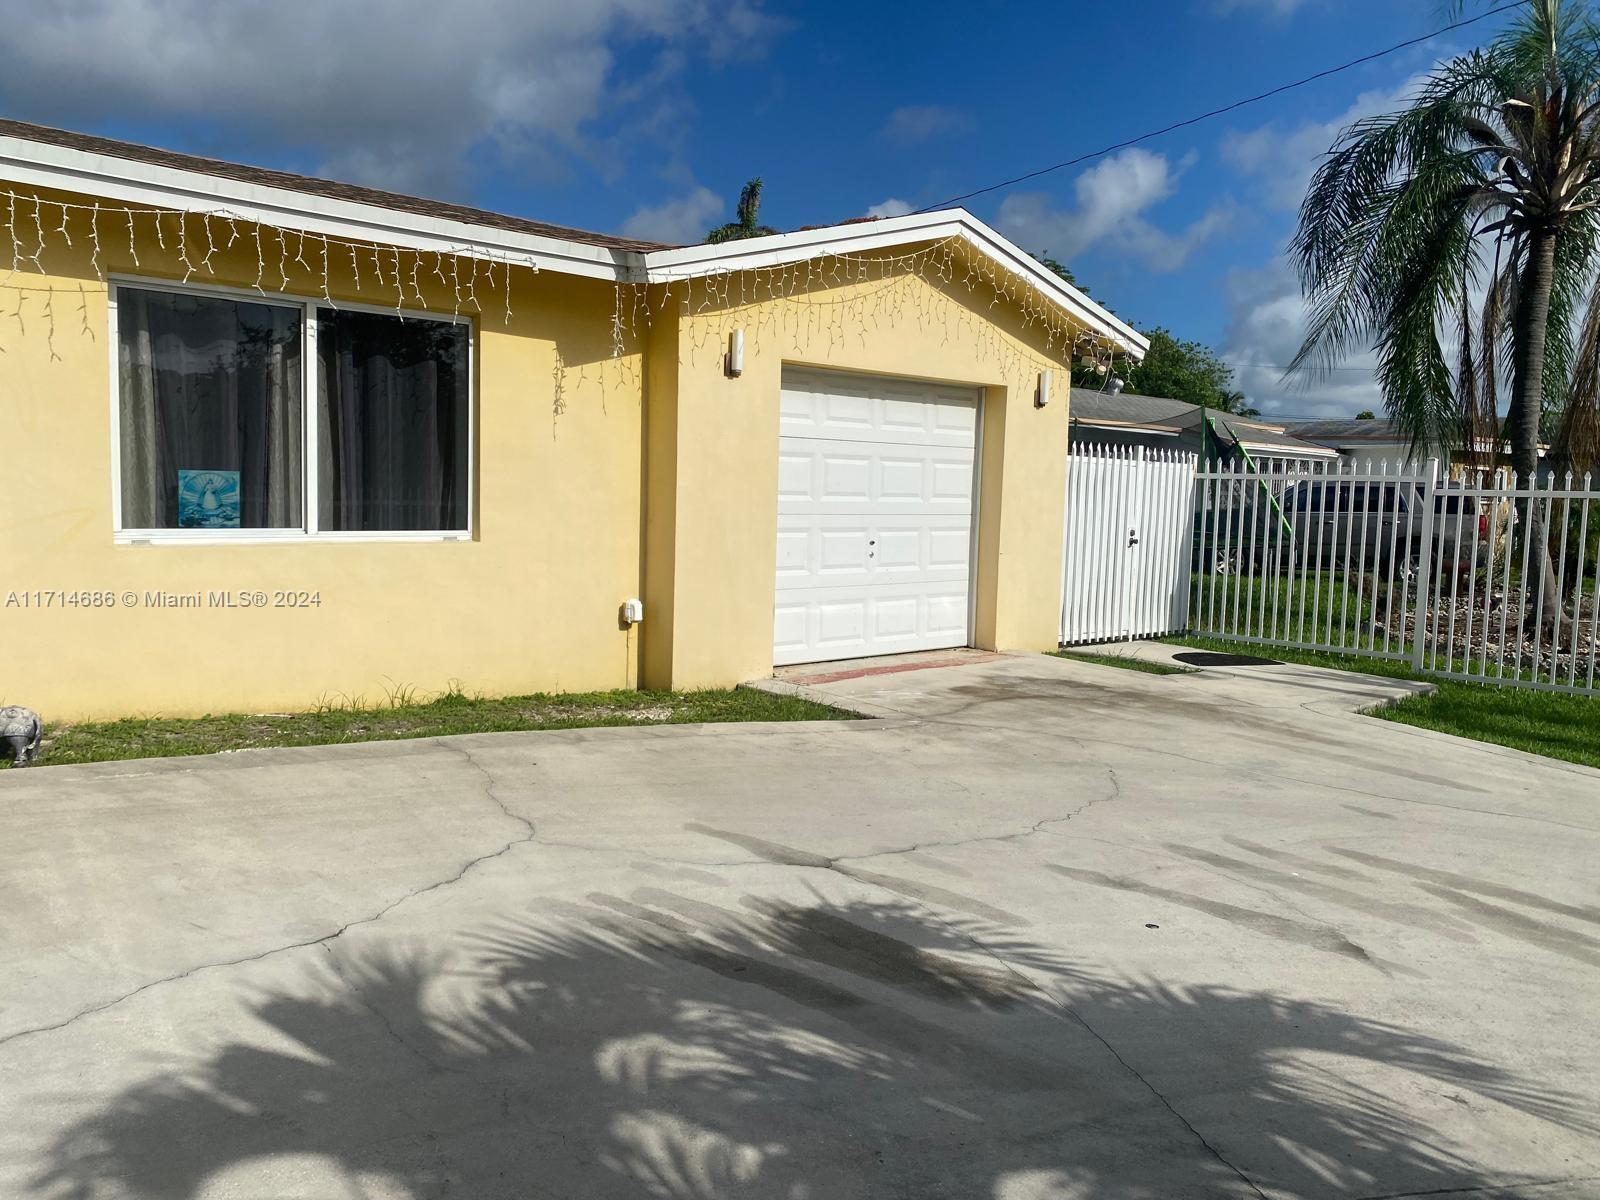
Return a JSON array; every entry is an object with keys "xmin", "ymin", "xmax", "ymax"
[
  {"xmin": 0, "ymin": 187, "xmax": 537, "ymax": 325},
  {"xmin": 0, "ymin": 187, "xmax": 1131, "ymax": 417},
  {"xmin": 606, "ymin": 237, "xmax": 1132, "ymax": 388}
]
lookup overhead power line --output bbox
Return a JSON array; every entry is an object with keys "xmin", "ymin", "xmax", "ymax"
[{"xmin": 914, "ymin": 0, "xmax": 1530, "ymax": 214}]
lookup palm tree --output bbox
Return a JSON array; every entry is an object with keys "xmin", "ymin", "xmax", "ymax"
[
  {"xmin": 705, "ymin": 177, "xmax": 780, "ymax": 244},
  {"xmin": 1290, "ymin": 0, "xmax": 1600, "ymax": 621}
]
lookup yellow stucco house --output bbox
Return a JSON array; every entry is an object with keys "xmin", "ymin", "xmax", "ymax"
[{"xmin": 0, "ymin": 119, "xmax": 1146, "ymax": 719}]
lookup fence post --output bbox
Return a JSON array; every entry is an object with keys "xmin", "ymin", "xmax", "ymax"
[
  {"xmin": 1125, "ymin": 445, "xmax": 1146, "ymax": 643},
  {"xmin": 1059, "ymin": 442, "xmax": 1074, "ymax": 647},
  {"xmin": 1411, "ymin": 457, "xmax": 1439, "ymax": 671},
  {"xmin": 1179, "ymin": 451, "xmax": 1197, "ymax": 633}
]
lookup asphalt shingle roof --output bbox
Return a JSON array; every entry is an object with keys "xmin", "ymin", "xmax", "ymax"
[
  {"xmin": 1069, "ymin": 387, "xmax": 1336, "ymax": 455},
  {"xmin": 1277, "ymin": 418, "xmax": 1403, "ymax": 443}
]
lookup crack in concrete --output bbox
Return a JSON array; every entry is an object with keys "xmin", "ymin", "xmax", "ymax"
[
  {"xmin": 446, "ymin": 742, "xmax": 536, "ymax": 840},
  {"xmin": 318, "ymin": 942, "xmax": 455, "ymax": 1076},
  {"xmin": 0, "ymin": 742, "xmax": 540, "ymax": 1054},
  {"xmin": 831, "ymin": 765, "xmax": 1124, "ymax": 866},
  {"xmin": 662, "ymin": 820, "xmax": 1269, "ymax": 1194},
  {"xmin": 875, "ymin": 877, "xmax": 1271, "ymax": 1200},
  {"xmin": 852, "ymin": 686, "xmax": 1597, "ymax": 835}
]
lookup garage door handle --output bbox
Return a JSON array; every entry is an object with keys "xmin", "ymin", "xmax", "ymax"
[{"xmin": 1128, "ymin": 530, "xmax": 1140, "ymax": 547}]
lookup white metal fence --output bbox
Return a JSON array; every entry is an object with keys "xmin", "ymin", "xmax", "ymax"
[
  {"xmin": 1060, "ymin": 449, "xmax": 1600, "ymax": 697},
  {"xmin": 1060, "ymin": 444, "xmax": 1195, "ymax": 645},
  {"xmin": 1190, "ymin": 458, "xmax": 1599, "ymax": 695}
]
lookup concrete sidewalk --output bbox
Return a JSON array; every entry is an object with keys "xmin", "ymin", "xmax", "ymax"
[{"xmin": 2, "ymin": 649, "xmax": 1597, "ymax": 1199}]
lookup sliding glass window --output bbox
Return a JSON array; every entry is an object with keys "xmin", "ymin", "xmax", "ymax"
[
  {"xmin": 316, "ymin": 309, "xmax": 469, "ymax": 532},
  {"xmin": 116, "ymin": 287, "xmax": 303, "ymax": 530},
  {"xmin": 113, "ymin": 281, "xmax": 471, "ymax": 538}
]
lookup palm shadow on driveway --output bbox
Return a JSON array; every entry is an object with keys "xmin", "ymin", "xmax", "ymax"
[{"xmin": 30, "ymin": 892, "xmax": 1590, "ymax": 1199}]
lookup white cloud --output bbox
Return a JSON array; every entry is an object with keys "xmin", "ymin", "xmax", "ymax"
[
  {"xmin": 1222, "ymin": 73, "xmax": 1429, "ymax": 211},
  {"xmin": 866, "ymin": 198, "xmax": 914, "ymax": 219},
  {"xmin": 1220, "ymin": 258, "xmax": 1382, "ymax": 418},
  {"xmin": 620, "ymin": 185, "xmax": 723, "ymax": 244},
  {"xmin": 881, "ymin": 105, "xmax": 975, "ymax": 144},
  {"xmin": 995, "ymin": 148, "xmax": 1234, "ymax": 273},
  {"xmin": 0, "ymin": 0, "xmax": 783, "ymax": 198}
]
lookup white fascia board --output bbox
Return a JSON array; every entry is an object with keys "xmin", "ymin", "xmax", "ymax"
[
  {"xmin": 1239, "ymin": 440, "xmax": 1341, "ymax": 458},
  {"xmin": 641, "ymin": 209, "xmax": 1150, "ymax": 357},
  {"xmin": 1072, "ymin": 418, "xmax": 1180, "ymax": 436},
  {"xmin": 0, "ymin": 135, "xmax": 630, "ymax": 280}
]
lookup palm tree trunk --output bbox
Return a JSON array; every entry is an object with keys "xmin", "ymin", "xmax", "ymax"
[
  {"xmin": 1512, "ymin": 232, "xmax": 1555, "ymax": 483},
  {"xmin": 1510, "ymin": 229, "xmax": 1565, "ymax": 639}
]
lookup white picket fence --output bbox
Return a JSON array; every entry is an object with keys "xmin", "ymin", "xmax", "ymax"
[
  {"xmin": 1060, "ymin": 444, "xmax": 1195, "ymax": 645},
  {"xmin": 1060, "ymin": 444, "xmax": 1600, "ymax": 697}
]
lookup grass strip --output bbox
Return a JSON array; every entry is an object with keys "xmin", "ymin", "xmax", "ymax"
[
  {"xmin": 1165, "ymin": 634, "xmax": 1600, "ymax": 770},
  {"xmin": 25, "ymin": 686, "xmax": 855, "ymax": 767},
  {"xmin": 1051, "ymin": 650, "xmax": 1196, "ymax": 676}
]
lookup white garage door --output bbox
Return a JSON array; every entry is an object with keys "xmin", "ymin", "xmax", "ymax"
[{"xmin": 773, "ymin": 367, "xmax": 979, "ymax": 666}]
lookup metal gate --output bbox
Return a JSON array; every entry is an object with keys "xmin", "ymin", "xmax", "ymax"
[{"xmin": 1061, "ymin": 444, "xmax": 1196, "ymax": 645}]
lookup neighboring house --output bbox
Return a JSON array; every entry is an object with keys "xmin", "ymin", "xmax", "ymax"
[
  {"xmin": 1276, "ymin": 418, "xmax": 1430, "ymax": 472},
  {"xmin": 1278, "ymin": 417, "xmax": 1545, "ymax": 477},
  {"xmin": 0, "ymin": 119, "xmax": 1145, "ymax": 719},
  {"xmin": 1069, "ymin": 389, "xmax": 1339, "ymax": 466}
]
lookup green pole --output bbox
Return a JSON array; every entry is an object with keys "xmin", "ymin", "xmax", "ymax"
[{"xmin": 1228, "ymin": 423, "xmax": 1295, "ymax": 541}]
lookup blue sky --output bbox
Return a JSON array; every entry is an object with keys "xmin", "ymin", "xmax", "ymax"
[{"xmin": 0, "ymin": 0, "xmax": 1523, "ymax": 416}]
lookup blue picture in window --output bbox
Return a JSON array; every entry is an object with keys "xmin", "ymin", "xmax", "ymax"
[{"xmin": 177, "ymin": 469, "xmax": 241, "ymax": 529}]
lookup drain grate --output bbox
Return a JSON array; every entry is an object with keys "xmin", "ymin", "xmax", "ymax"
[{"xmin": 1172, "ymin": 651, "xmax": 1281, "ymax": 668}]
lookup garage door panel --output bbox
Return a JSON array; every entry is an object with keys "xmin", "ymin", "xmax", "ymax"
[
  {"xmin": 773, "ymin": 602, "xmax": 810, "ymax": 660},
  {"xmin": 774, "ymin": 515, "xmax": 972, "ymax": 591},
  {"xmin": 819, "ymin": 528, "xmax": 871, "ymax": 574},
  {"xmin": 773, "ymin": 582, "xmax": 975, "ymax": 665},
  {"xmin": 781, "ymin": 371, "xmax": 978, "ymax": 448},
  {"xmin": 931, "ymin": 460, "xmax": 976, "ymax": 503},
  {"xmin": 821, "ymin": 391, "xmax": 874, "ymax": 430},
  {"xmin": 926, "ymin": 592, "xmax": 970, "ymax": 636},
  {"xmin": 877, "ymin": 457, "xmax": 927, "ymax": 501},
  {"xmin": 821, "ymin": 456, "xmax": 872, "ymax": 502},
  {"xmin": 875, "ymin": 528, "xmax": 921, "ymax": 569},
  {"xmin": 776, "ymin": 452, "xmax": 813, "ymax": 501},
  {"xmin": 774, "ymin": 529, "xmax": 810, "ymax": 576},
  {"xmin": 816, "ymin": 599, "xmax": 869, "ymax": 649},
  {"xmin": 872, "ymin": 596, "xmax": 919, "ymax": 639},
  {"xmin": 932, "ymin": 398, "xmax": 979, "ymax": 436},
  {"xmin": 775, "ymin": 368, "xmax": 977, "ymax": 666},
  {"xmin": 777, "ymin": 441, "xmax": 974, "ymax": 515},
  {"xmin": 881, "ymin": 396, "xmax": 933, "ymax": 432},
  {"xmin": 928, "ymin": 527, "xmax": 972, "ymax": 569}
]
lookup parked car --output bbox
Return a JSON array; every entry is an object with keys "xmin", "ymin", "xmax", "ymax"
[{"xmin": 1196, "ymin": 479, "xmax": 1493, "ymax": 579}]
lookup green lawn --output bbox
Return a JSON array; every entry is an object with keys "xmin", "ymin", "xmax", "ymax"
[
  {"xmin": 1189, "ymin": 567, "xmax": 1408, "ymax": 656},
  {"xmin": 1166, "ymin": 634, "xmax": 1600, "ymax": 770},
  {"xmin": 25, "ymin": 686, "xmax": 854, "ymax": 768},
  {"xmin": 1369, "ymin": 685, "xmax": 1600, "ymax": 770},
  {"xmin": 1052, "ymin": 650, "xmax": 1196, "ymax": 676}
]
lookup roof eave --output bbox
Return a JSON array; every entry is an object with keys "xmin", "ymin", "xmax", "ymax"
[
  {"xmin": 0, "ymin": 132, "xmax": 1149, "ymax": 352},
  {"xmin": 1071, "ymin": 416, "xmax": 1181, "ymax": 435},
  {"xmin": 0, "ymin": 132, "xmax": 630, "ymax": 280},
  {"xmin": 1236, "ymin": 440, "xmax": 1341, "ymax": 458},
  {"xmin": 641, "ymin": 209, "xmax": 1149, "ymax": 357}
]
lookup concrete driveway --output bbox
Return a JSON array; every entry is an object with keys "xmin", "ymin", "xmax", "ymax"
[{"xmin": 2, "ymin": 648, "xmax": 1597, "ymax": 1200}]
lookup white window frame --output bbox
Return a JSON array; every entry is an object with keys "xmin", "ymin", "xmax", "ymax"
[{"xmin": 109, "ymin": 274, "xmax": 475, "ymax": 544}]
